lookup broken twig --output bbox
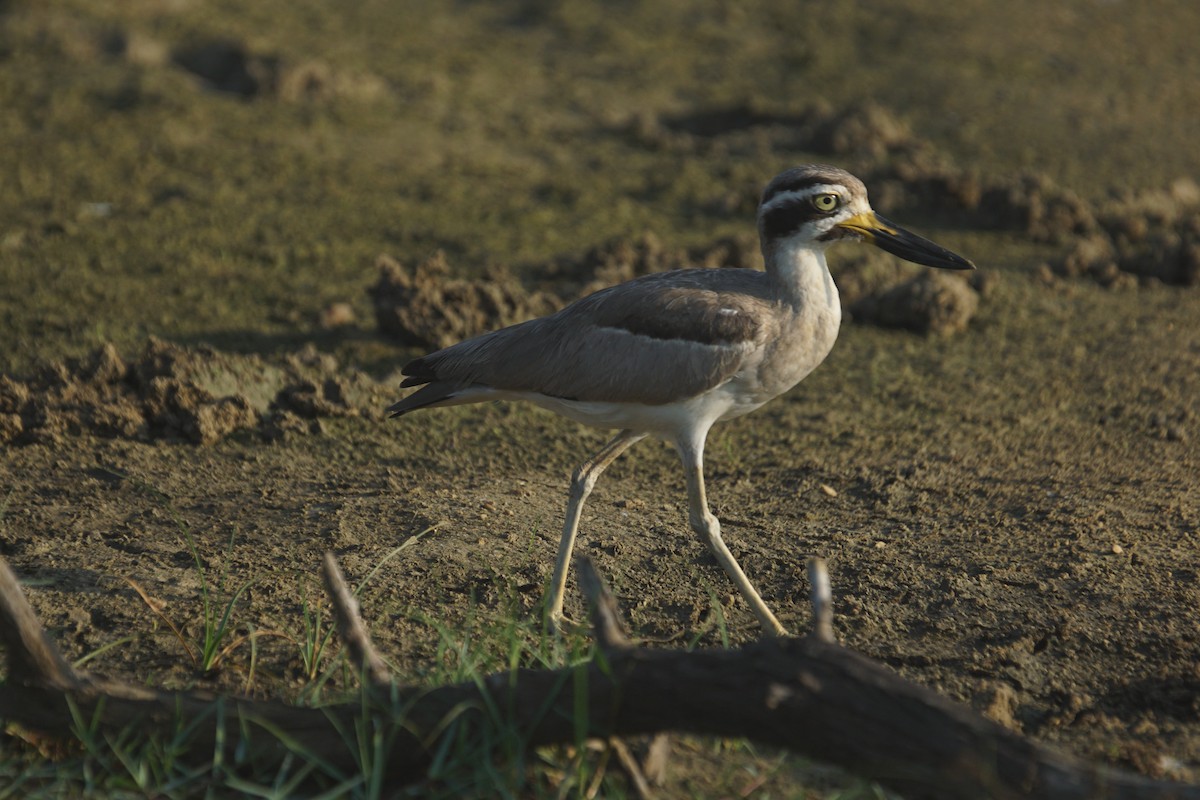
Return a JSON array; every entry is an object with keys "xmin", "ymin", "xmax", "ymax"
[
  {"xmin": 321, "ymin": 551, "xmax": 391, "ymax": 686},
  {"xmin": 576, "ymin": 556, "xmax": 630, "ymax": 653},
  {"xmin": 807, "ymin": 557, "xmax": 834, "ymax": 643}
]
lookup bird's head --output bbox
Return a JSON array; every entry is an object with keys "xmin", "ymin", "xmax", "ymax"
[{"xmin": 756, "ymin": 165, "xmax": 975, "ymax": 270}]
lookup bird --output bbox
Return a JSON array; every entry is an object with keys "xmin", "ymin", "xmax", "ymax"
[{"xmin": 389, "ymin": 165, "xmax": 974, "ymax": 636}]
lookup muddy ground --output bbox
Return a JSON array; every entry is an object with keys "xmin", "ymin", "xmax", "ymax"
[{"xmin": 2, "ymin": 0, "xmax": 1200, "ymax": 793}]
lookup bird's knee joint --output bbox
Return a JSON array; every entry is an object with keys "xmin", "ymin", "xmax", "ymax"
[
  {"xmin": 688, "ymin": 511, "xmax": 720, "ymax": 537},
  {"xmin": 569, "ymin": 469, "xmax": 598, "ymax": 497}
]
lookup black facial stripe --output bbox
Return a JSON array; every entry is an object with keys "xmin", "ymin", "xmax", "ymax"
[
  {"xmin": 759, "ymin": 199, "xmax": 826, "ymax": 241},
  {"xmin": 760, "ymin": 176, "xmax": 830, "ymax": 207}
]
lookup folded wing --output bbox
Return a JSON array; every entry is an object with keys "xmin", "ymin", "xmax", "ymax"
[{"xmin": 390, "ymin": 269, "xmax": 775, "ymax": 414}]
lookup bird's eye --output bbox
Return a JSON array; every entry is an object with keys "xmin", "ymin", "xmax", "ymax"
[{"xmin": 811, "ymin": 193, "xmax": 839, "ymax": 212}]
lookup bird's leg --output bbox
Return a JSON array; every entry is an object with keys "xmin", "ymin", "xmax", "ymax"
[
  {"xmin": 547, "ymin": 429, "xmax": 647, "ymax": 630},
  {"xmin": 677, "ymin": 435, "xmax": 788, "ymax": 637}
]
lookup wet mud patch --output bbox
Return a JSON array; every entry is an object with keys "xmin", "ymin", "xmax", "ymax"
[{"xmin": 0, "ymin": 339, "xmax": 381, "ymax": 446}]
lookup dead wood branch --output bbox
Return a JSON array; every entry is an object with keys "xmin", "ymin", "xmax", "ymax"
[
  {"xmin": 807, "ymin": 557, "xmax": 835, "ymax": 644},
  {"xmin": 1, "ymin": 554, "xmax": 1199, "ymax": 799},
  {"xmin": 0, "ymin": 559, "xmax": 82, "ymax": 690},
  {"xmin": 577, "ymin": 556, "xmax": 631, "ymax": 652},
  {"xmin": 321, "ymin": 551, "xmax": 391, "ymax": 686}
]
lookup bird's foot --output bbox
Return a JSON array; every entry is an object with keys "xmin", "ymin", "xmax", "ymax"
[{"xmin": 546, "ymin": 609, "xmax": 589, "ymax": 638}]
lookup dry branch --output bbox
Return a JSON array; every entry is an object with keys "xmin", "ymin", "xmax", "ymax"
[
  {"xmin": 577, "ymin": 556, "xmax": 631, "ymax": 653},
  {"xmin": 807, "ymin": 557, "xmax": 834, "ymax": 644},
  {"xmin": 320, "ymin": 551, "xmax": 391, "ymax": 686},
  {"xmin": 0, "ymin": 559, "xmax": 81, "ymax": 690},
  {"xmin": 1, "ymin": 553, "xmax": 1199, "ymax": 799}
]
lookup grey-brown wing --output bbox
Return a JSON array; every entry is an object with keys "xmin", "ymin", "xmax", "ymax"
[{"xmin": 399, "ymin": 269, "xmax": 776, "ymax": 407}]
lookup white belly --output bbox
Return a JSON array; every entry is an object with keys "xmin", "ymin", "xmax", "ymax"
[{"xmin": 514, "ymin": 378, "xmax": 777, "ymax": 442}]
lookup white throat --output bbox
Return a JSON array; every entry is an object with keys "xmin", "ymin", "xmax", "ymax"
[{"xmin": 766, "ymin": 238, "xmax": 841, "ymax": 314}]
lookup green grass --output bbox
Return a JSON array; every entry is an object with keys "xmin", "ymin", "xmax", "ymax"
[
  {"xmin": 0, "ymin": 478, "xmax": 888, "ymax": 797},
  {"xmin": 1, "ymin": 562, "xmax": 895, "ymax": 798},
  {"xmin": 113, "ymin": 483, "xmax": 281, "ymax": 684},
  {"xmin": 185, "ymin": 526, "xmax": 259, "ymax": 675},
  {"xmin": 0, "ymin": 434, "xmax": 898, "ymax": 798}
]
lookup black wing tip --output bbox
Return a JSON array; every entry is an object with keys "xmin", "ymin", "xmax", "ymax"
[
  {"xmin": 387, "ymin": 396, "xmax": 428, "ymax": 418},
  {"xmin": 388, "ymin": 381, "xmax": 459, "ymax": 418},
  {"xmin": 400, "ymin": 354, "xmax": 442, "ymax": 387}
]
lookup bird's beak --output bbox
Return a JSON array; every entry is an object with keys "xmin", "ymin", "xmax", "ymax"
[{"xmin": 837, "ymin": 212, "xmax": 975, "ymax": 270}]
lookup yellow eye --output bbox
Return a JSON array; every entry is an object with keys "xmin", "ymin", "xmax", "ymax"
[{"xmin": 811, "ymin": 193, "xmax": 839, "ymax": 212}]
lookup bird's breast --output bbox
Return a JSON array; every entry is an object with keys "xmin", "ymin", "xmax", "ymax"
[{"xmin": 723, "ymin": 296, "xmax": 843, "ymax": 415}]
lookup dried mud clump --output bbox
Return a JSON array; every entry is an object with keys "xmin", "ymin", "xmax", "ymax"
[
  {"xmin": 0, "ymin": 377, "xmax": 32, "ymax": 444},
  {"xmin": 0, "ymin": 340, "xmax": 378, "ymax": 447},
  {"xmin": 273, "ymin": 377, "xmax": 357, "ymax": 420},
  {"xmin": 0, "ymin": 341, "xmax": 260, "ymax": 446},
  {"xmin": 977, "ymin": 174, "xmax": 1099, "ymax": 244},
  {"xmin": 851, "ymin": 272, "xmax": 980, "ymax": 336},
  {"xmin": 370, "ymin": 252, "xmax": 561, "ymax": 350},
  {"xmin": 871, "ymin": 159, "xmax": 1200, "ymax": 288},
  {"xmin": 876, "ymin": 156, "xmax": 1200, "ymax": 288},
  {"xmin": 830, "ymin": 248, "xmax": 920, "ymax": 310},
  {"xmin": 809, "ymin": 101, "xmax": 923, "ymax": 161},
  {"xmin": 866, "ymin": 166, "xmax": 1098, "ymax": 245},
  {"xmin": 1053, "ymin": 179, "xmax": 1200, "ymax": 287},
  {"xmin": 1053, "ymin": 234, "xmax": 1129, "ymax": 288},
  {"xmin": 537, "ymin": 232, "xmax": 686, "ymax": 296},
  {"xmin": 158, "ymin": 388, "xmax": 257, "ymax": 445},
  {"xmin": 862, "ymin": 165, "xmax": 985, "ymax": 224},
  {"xmin": 170, "ymin": 37, "xmax": 387, "ymax": 102},
  {"xmin": 372, "ymin": 235, "xmax": 772, "ymax": 350},
  {"xmin": 869, "ymin": 154, "xmax": 1200, "ymax": 288}
]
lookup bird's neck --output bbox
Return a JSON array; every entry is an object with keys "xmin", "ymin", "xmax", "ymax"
[{"xmin": 764, "ymin": 240, "xmax": 841, "ymax": 311}]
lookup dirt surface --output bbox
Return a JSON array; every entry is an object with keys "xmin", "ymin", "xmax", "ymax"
[{"xmin": 3, "ymin": 0, "xmax": 1200, "ymax": 792}]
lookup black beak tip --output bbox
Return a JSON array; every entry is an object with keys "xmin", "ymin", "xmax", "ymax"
[
  {"xmin": 869, "ymin": 218, "xmax": 976, "ymax": 272},
  {"xmin": 912, "ymin": 236, "xmax": 975, "ymax": 272}
]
